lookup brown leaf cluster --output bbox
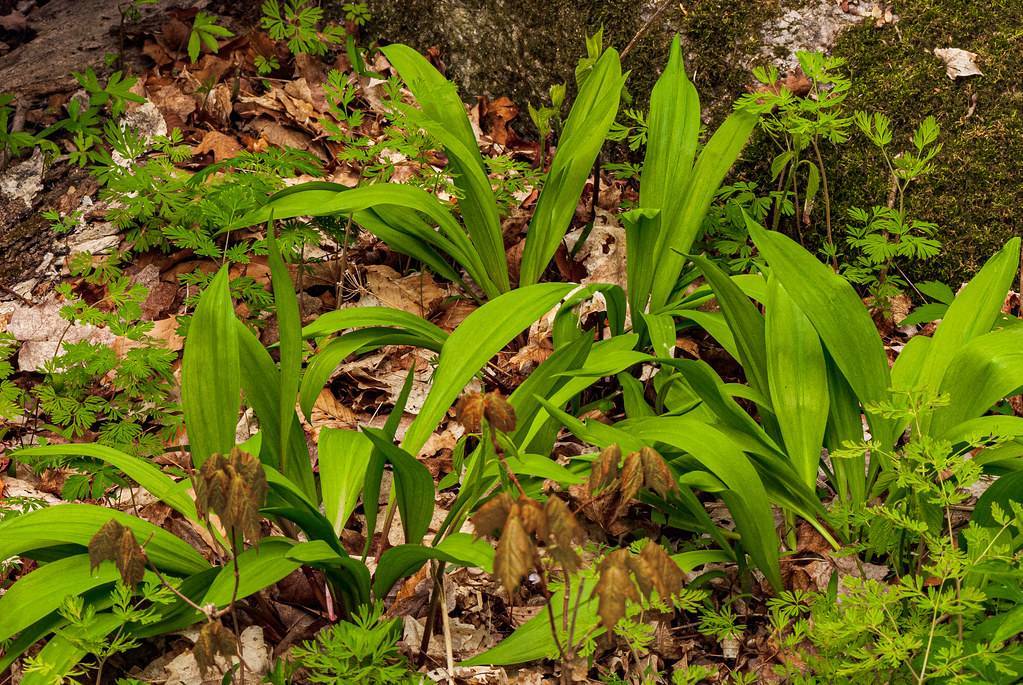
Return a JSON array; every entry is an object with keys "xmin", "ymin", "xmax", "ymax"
[
  {"xmin": 88, "ymin": 518, "xmax": 147, "ymax": 586},
  {"xmin": 194, "ymin": 447, "xmax": 267, "ymax": 543},
  {"xmin": 583, "ymin": 445, "xmax": 678, "ymax": 531},
  {"xmin": 455, "ymin": 391, "xmax": 517, "ymax": 434},
  {"xmin": 592, "ymin": 542, "xmax": 686, "ymax": 631},
  {"xmin": 193, "ymin": 619, "xmax": 238, "ymax": 676},
  {"xmin": 472, "ymin": 493, "xmax": 585, "ymax": 594}
]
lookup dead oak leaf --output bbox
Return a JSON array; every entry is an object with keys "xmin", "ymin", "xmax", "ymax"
[
  {"xmin": 193, "ymin": 130, "xmax": 243, "ymax": 162},
  {"xmin": 362, "ymin": 266, "xmax": 447, "ymax": 318}
]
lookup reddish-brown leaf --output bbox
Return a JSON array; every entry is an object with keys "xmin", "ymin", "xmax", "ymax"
[
  {"xmin": 494, "ymin": 514, "xmax": 535, "ymax": 594},
  {"xmin": 193, "ymin": 619, "xmax": 238, "ymax": 676},
  {"xmin": 588, "ymin": 444, "xmax": 621, "ymax": 496},
  {"xmin": 88, "ymin": 519, "xmax": 147, "ymax": 586},
  {"xmin": 471, "ymin": 492, "xmax": 515, "ymax": 538}
]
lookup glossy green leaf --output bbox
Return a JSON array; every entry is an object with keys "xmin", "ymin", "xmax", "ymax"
[
  {"xmin": 267, "ymin": 226, "xmax": 302, "ymax": 472},
  {"xmin": 520, "ymin": 49, "xmax": 624, "ymax": 286},
  {"xmin": 15, "ymin": 444, "xmax": 196, "ymax": 520},
  {"xmin": 182, "ymin": 267, "xmax": 240, "ymax": 466},
  {"xmin": 402, "ymin": 283, "xmax": 575, "ymax": 454},
  {"xmin": 648, "ymin": 109, "xmax": 757, "ymax": 308},
  {"xmin": 373, "ymin": 533, "xmax": 494, "ymax": 598},
  {"xmin": 765, "ymin": 276, "xmax": 829, "ymax": 487},
  {"xmin": 318, "ymin": 428, "xmax": 373, "ymax": 535},
  {"xmin": 747, "ymin": 217, "xmax": 893, "ymax": 447},
  {"xmin": 363, "ymin": 428, "xmax": 435, "ymax": 546},
  {"xmin": 0, "ymin": 503, "xmax": 208, "ymax": 574}
]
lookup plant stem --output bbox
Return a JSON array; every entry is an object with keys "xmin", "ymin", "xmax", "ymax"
[{"xmin": 811, "ymin": 138, "xmax": 837, "ymax": 269}]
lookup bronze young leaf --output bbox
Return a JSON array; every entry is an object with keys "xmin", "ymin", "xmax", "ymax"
[
  {"xmin": 471, "ymin": 492, "xmax": 515, "ymax": 538},
  {"xmin": 455, "ymin": 391, "xmax": 517, "ymax": 433},
  {"xmin": 593, "ymin": 549, "xmax": 640, "ymax": 632},
  {"xmin": 193, "ymin": 619, "xmax": 239, "ymax": 676},
  {"xmin": 588, "ymin": 443, "xmax": 621, "ymax": 496},
  {"xmin": 494, "ymin": 513, "xmax": 535, "ymax": 594},
  {"xmin": 638, "ymin": 446, "xmax": 678, "ymax": 498},
  {"xmin": 194, "ymin": 447, "xmax": 268, "ymax": 542},
  {"xmin": 88, "ymin": 518, "xmax": 147, "ymax": 587}
]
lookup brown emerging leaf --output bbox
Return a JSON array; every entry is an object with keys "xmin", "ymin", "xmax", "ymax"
[
  {"xmin": 471, "ymin": 492, "xmax": 515, "ymax": 538},
  {"xmin": 482, "ymin": 391, "xmax": 517, "ymax": 433},
  {"xmin": 194, "ymin": 447, "xmax": 268, "ymax": 542},
  {"xmin": 88, "ymin": 519, "xmax": 147, "ymax": 586},
  {"xmin": 455, "ymin": 391, "xmax": 517, "ymax": 433},
  {"xmin": 455, "ymin": 392, "xmax": 486, "ymax": 433},
  {"xmin": 633, "ymin": 542, "xmax": 685, "ymax": 601},
  {"xmin": 193, "ymin": 619, "xmax": 238, "ymax": 676},
  {"xmin": 514, "ymin": 497, "xmax": 548, "ymax": 541},
  {"xmin": 639, "ymin": 446, "xmax": 678, "ymax": 498},
  {"xmin": 588, "ymin": 444, "xmax": 621, "ymax": 496},
  {"xmin": 593, "ymin": 549, "xmax": 640, "ymax": 631},
  {"xmin": 615, "ymin": 451, "xmax": 645, "ymax": 520},
  {"xmin": 545, "ymin": 496, "xmax": 584, "ymax": 572},
  {"xmin": 494, "ymin": 514, "xmax": 535, "ymax": 594}
]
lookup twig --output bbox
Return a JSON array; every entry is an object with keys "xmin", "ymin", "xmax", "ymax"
[
  {"xmin": 438, "ymin": 572, "xmax": 456, "ymax": 684},
  {"xmin": 621, "ymin": 0, "xmax": 677, "ymax": 60}
]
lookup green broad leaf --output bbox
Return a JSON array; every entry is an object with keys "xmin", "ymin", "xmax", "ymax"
[
  {"xmin": 747, "ymin": 216, "xmax": 893, "ymax": 447},
  {"xmin": 517, "ymin": 335, "xmax": 646, "ymax": 450},
  {"xmin": 373, "ymin": 533, "xmax": 495, "ymax": 598},
  {"xmin": 401, "ymin": 283, "xmax": 575, "ymax": 454},
  {"xmin": 398, "ymin": 106, "xmax": 509, "ymax": 293},
  {"xmin": 0, "ymin": 503, "xmax": 208, "ymax": 574},
  {"xmin": 285, "ymin": 539, "xmax": 372, "ymax": 608},
  {"xmin": 14, "ymin": 444, "xmax": 196, "ymax": 521},
  {"xmin": 379, "ymin": 44, "xmax": 484, "ymax": 172},
  {"xmin": 765, "ymin": 276, "xmax": 829, "ymax": 488},
  {"xmin": 675, "ymin": 310, "xmax": 739, "ymax": 361},
  {"xmin": 504, "ymin": 453, "xmax": 585, "ymax": 484},
  {"xmin": 507, "ymin": 332, "xmax": 593, "ymax": 445},
  {"xmin": 898, "ymin": 302, "xmax": 948, "ymax": 327},
  {"xmin": 623, "ymin": 416, "xmax": 782, "ymax": 589},
  {"xmin": 917, "ymin": 238, "xmax": 1020, "ymax": 405},
  {"xmin": 0, "ymin": 554, "xmax": 155, "ymax": 642},
  {"xmin": 267, "ymin": 226, "xmax": 302, "ymax": 472},
  {"xmin": 318, "ymin": 428, "xmax": 373, "ymax": 535},
  {"xmin": 461, "ymin": 576, "xmax": 599, "ymax": 666},
  {"xmin": 971, "ymin": 471, "xmax": 1023, "ymax": 529},
  {"xmin": 236, "ymin": 319, "xmax": 315, "ymax": 500},
  {"xmin": 520, "ymin": 49, "xmax": 624, "ymax": 286},
  {"xmin": 916, "ymin": 280, "xmax": 956, "ymax": 304},
  {"xmin": 940, "ymin": 415, "xmax": 1023, "ymax": 445},
  {"xmin": 302, "ymin": 305, "xmax": 448, "ymax": 345},
  {"xmin": 363, "ymin": 428, "xmax": 435, "ymax": 546},
  {"xmin": 199, "ymin": 538, "xmax": 303, "ymax": 609},
  {"xmin": 690, "ymin": 254, "xmax": 768, "ymax": 396},
  {"xmin": 182, "ymin": 267, "xmax": 240, "ymax": 467},
  {"xmin": 632, "ymin": 35, "xmax": 699, "ymax": 313},
  {"xmin": 648, "ymin": 109, "xmax": 757, "ymax": 309},
  {"xmin": 932, "ymin": 325, "xmax": 1023, "ymax": 432},
  {"xmin": 231, "ymin": 182, "xmax": 499, "ymax": 299}
]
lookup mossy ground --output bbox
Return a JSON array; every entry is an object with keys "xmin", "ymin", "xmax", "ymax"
[{"xmin": 824, "ymin": 0, "xmax": 1023, "ymax": 283}]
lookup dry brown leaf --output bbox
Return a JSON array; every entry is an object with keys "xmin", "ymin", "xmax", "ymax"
[
  {"xmin": 363, "ymin": 265, "xmax": 447, "ymax": 318},
  {"xmin": 309, "ymin": 388, "xmax": 358, "ymax": 430},
  {"xmin": 193, "ymin": 130, "xmax": 243, "ymax": 162}
]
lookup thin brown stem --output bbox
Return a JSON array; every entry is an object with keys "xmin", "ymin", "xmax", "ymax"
[{"xmin": 811, "ymin": 139, "xmax": 837, "ymax": 269}]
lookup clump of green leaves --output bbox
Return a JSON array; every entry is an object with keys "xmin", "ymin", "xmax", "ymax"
[
  {"xmin": 768, "ymin": 393, "xmax": 1023, "ymax": 683},
  {"xmin": 738, "ymin": 51, "xmax": 852, "ymax": 251},
  {"xmin": 290, "ymin": 604, "xmax": 421, "ymax": 684},
  {"xmin": 187, "ymin": 11, "xmax": 234, "ymax": 63},
  {"xmin": 835, "ymin": 113, "xmax": 943, "ymax": 314},
  {"xmin": 261, "ymin": 0, "xmax": 345, "ymax": 56}
]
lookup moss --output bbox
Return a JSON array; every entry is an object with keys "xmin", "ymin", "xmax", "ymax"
[
  {"xmin": 364, "ymin": 0, "xmax": 781, "ymax": 117},
  {"xmin": 825, "ymin": 0, "xmax": 1023, "ymax": 282}
]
